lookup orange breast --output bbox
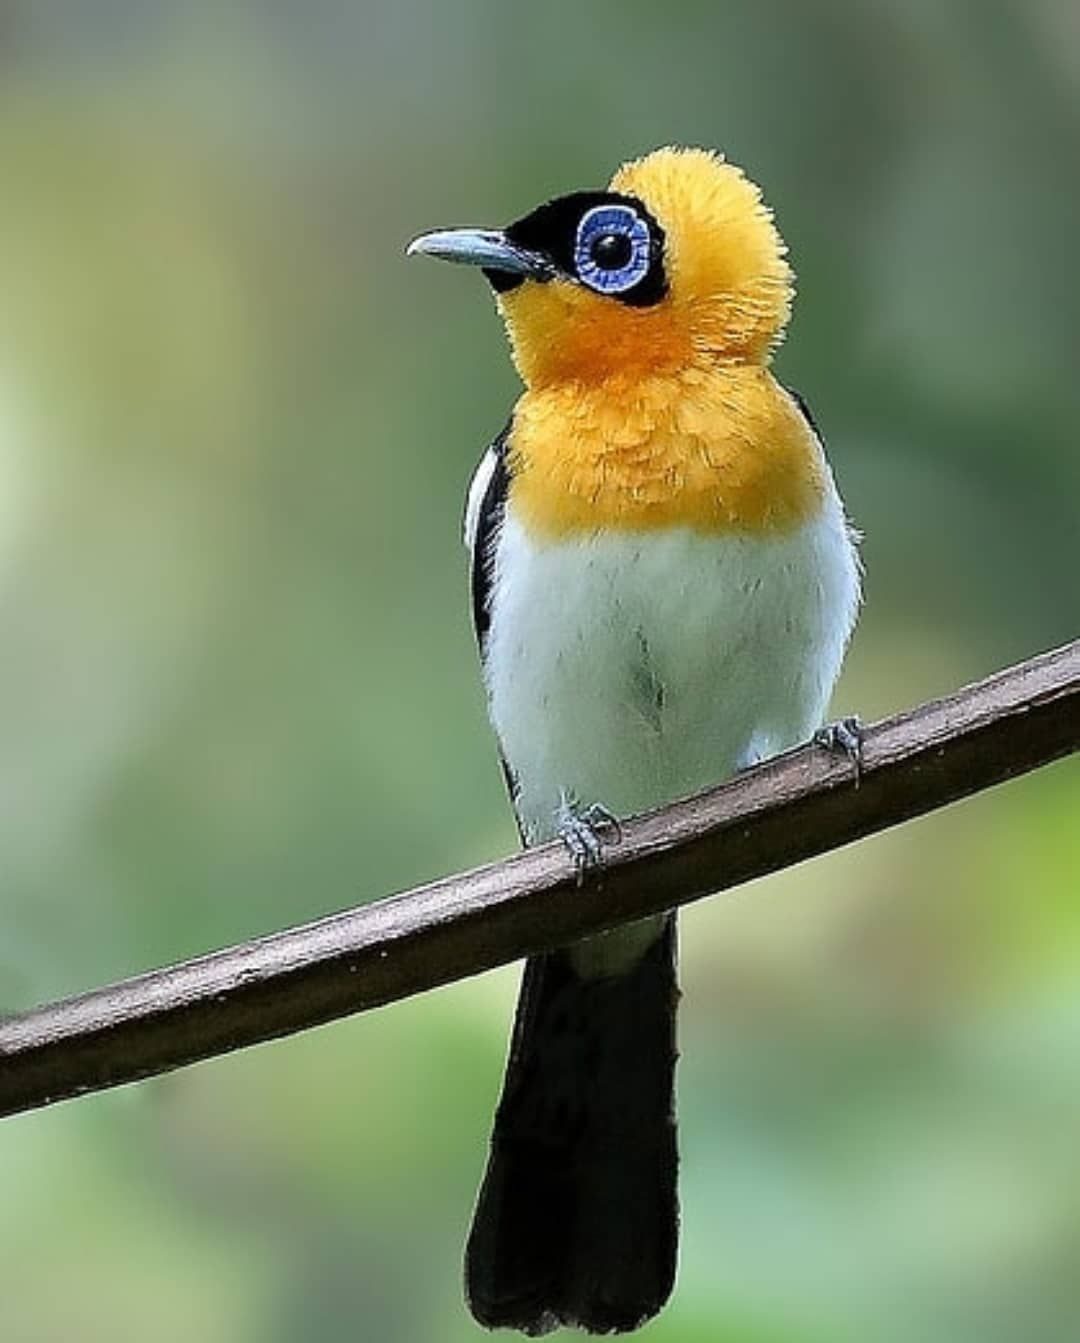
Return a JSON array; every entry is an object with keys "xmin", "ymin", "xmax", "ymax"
[{"xmin": 508, "ymin": 366, "xmax": 826, "ymax": 539}]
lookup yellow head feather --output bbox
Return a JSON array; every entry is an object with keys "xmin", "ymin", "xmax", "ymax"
[{"xmin": 499, "ymin": 147, "xmax": 793, "ymax": 387}]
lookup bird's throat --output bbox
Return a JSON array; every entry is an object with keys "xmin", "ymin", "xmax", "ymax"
[{"xmin": 507, "ymin": 366, "xmax": 826, "ymax": 539}]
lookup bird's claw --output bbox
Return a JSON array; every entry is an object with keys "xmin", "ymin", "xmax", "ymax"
[
  {"xmin": 556, "ymin": 792, "xmax": 622, "ymax": 885},
  {"xmin": 813, "ymin": 714, "xmax": 864, "ymax": 786},
  {"xmin": 580, "ymin": 802, "xmax": 622, "ymax": 845}
]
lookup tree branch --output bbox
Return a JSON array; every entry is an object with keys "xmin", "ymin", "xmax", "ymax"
[{"xmin": 1, "ymin": 639, "xmax": 1078, "ymax": 1120}]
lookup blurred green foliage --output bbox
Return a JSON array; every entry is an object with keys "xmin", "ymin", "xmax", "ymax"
[{"xmin": 0, "ymin": 3, "xmax": 1077, "ymax": 1340}]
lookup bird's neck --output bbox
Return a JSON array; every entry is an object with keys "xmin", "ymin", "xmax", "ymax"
[{"xmin": 507, "ymin": 363, "xmax": 826, "ymax": 540}]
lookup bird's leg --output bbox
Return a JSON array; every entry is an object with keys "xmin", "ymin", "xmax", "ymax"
[
  {"xmin": 556, "ymin": 790, "xmax": 622, "ymax": 885},
  {"xmin": 813, "ymin": 714, "xmax": 865, "ymax": 786}
]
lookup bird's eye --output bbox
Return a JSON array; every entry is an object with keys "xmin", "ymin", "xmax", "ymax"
[{"xmin": 574, "ymin": 205, "xmax": 652, "ymax": 295}]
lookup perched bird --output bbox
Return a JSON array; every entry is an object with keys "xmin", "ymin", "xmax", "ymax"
[{"xmin": 408, "ymin": 147, "xmax": 861, "ymax": 1335}]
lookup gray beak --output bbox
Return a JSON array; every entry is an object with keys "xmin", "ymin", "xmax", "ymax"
[{"xmin": 406, "ymin": 228, "xmax": 554, "ymax": 280}]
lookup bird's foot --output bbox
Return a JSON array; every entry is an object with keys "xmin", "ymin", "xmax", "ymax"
[
  {"xmin": 556, "ymin": 791, "xmax": 622, "ymax": 885},
  {"xmin": 813, "ymin": 715, "xmax": 865, "ymax": 786}
]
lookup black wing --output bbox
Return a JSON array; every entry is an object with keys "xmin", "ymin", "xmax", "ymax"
[
  {"xmin": 464, "ymin": 422, "xmax": 522, "ymax": 826},
  {"xmin": 467, "ymin": 421, "xmax": 511, "ymax": 656}
]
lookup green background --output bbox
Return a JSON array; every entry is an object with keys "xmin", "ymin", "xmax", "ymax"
[{"xmin": 0, "ymin": 3, "xmax": 1078, "ymax": 1340}]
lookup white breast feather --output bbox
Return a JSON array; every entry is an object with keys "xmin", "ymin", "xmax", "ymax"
[{"xmin": 483, "ymin": 484, "xmax": 860, "ymax": 847}]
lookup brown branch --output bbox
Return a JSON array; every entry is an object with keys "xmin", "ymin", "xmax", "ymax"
[{"xmin": 1, "ymin": 639, "xmax": 1078, "ymax": 1120}]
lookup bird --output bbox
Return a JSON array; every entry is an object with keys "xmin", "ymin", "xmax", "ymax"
[{"xmin": 408, "ymin": 146, "xmax": 861, "ymax": 1335}]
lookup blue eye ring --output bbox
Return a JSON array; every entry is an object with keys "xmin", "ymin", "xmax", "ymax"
[{"xmin": 574, "ymin": 205, "xmax": 653, "ymax": 295}]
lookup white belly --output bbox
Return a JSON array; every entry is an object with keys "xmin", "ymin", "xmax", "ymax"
[{"xmin": 484, "ymin": 490, "xmax": 860, "ymax": 845}]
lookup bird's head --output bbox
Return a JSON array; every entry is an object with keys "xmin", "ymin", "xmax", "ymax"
[{"xmin": 408, "ymin": 147, "xmax": 792, "ymax": 387}]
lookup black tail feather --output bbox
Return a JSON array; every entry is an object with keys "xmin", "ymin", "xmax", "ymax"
[{"xmin": 466, "ymin": 918, "xmax": 679, "ymax": 1335}]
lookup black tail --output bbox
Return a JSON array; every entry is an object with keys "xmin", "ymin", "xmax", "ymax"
[{"xmin": 466, "ymin": 917, "xmax": 679, "ymax": 1335}]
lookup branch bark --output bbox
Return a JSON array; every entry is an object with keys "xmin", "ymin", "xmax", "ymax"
[{"xmin": 1, "ymin": 639, "xmax": 1078, "ymax": 1120}]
